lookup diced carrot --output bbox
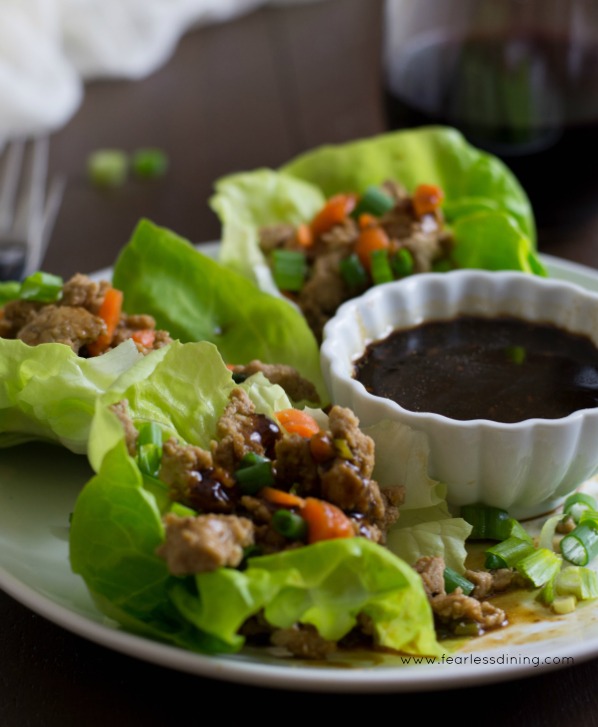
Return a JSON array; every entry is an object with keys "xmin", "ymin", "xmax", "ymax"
[
  {"xmin": 355, "ymin": 225, "xmax": 390, "ymax": 271},
  {"xmin": 131, "ymin": 329, "xmax": 156, "ymax": 349},
  {"xmin": 295, "ymin": 223, "xmax": 314, "ymax": 248},
  {"xmin": 226, "ymin": 363, "xmax": 236, "ymax": 371},
  {"xmin": 310, "ymin": 194, "xmax": 356, "ymax": 237},
  {"xmin": 87, "ymin": 287, "xmax": 124, "ymax": 356},
  {"xmin": 357, "ymin": 212, "xmax": 378, "ymax": 230},
  {"xmin": 301, "ymin": 497, "xmax": 354, "ymax": 544},
  {"xmin": 275, "ymin": 409, "xmax": 321, "ymax": 438},
  {"xmin": 413, "ymin": 183, "xmax": 444, "ymax": 217},
  {"xmin": 260, "ymin": 486, "xmax": 306, "ymax": 509}
]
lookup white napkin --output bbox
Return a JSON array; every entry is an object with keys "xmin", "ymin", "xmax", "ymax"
[{"xmin": 0, "ymin": 0, "xmax": 324, "ymax": 141}]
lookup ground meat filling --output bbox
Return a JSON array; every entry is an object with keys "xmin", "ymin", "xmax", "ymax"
[
  {"xmin": 259, "ymin": 180, "xmax": 454, "ymax": 341},
  {"xmin": 0, "ymin": 272, "xmax": 172, "ymax": 355},
  {"xmin": 229, "ymin": 360, "xmax": 320, "ymax": 405},
  {"xmin": 414, "ymin": 556, "xmax": 514, "ymax": 635}
]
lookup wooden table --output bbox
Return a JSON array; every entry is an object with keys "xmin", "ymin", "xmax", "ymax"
[{"xmin": 3, "ymin": 1, "xmax": 598, "ymax": 722}]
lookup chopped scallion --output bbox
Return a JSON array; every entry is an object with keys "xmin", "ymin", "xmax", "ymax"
[
  {"xmin": 516, "ymin": 547, "xmax": 562, "ymax": 587},
  {"xmin": 461, "ymin": 504, "xmax": 513, "ymax": 541},
  {"xmin": 235, "ymin": 452, "xmax": 274, "ymax": 493},
  {"xmin": 132, "ymin": 148, "xmax": 169, "ymax": 179},
  {"xmin": 138, "ymin": 443, "xmax": 162, "ymax": 478},
  {"xmin": 271, "ymin": 249, "xmax": 307, "ymax": 292},
  {"xmin": 443, "ymin": 567, "xmax": 475, "ymax": 595},
  {"xmin": 391, "ymin": 247, "xmax": 414, "ymax": 278},
  {"xmin": 556, "ymin": 565, "xmax": 598, "ymax": 601},
  {"xmin": 560, "ymin": 522, "xmax": 598, "ymax": 566},
  {"xmin": 485, "ymin": 536, "xmax": 535, "ymax": 569},
  {"xmin": 339, "ymin": 253, "xmax": 368, "ymax": 291},
  {"xmin": 19, "ymin": 272, "xmax": 63, "ymax": 302},
  {"xmin": 370, "ymin": 248, "xmax": 393, "ymax": 285},
  {"xmin": 137, "ymin": 421, "xmax": 163, "ymax": 447},
  {"xmin": 271, "ymin": 509, "xmax": 307, "ymax": 540},
  {"xmin": 351, "ymin": 185, "xmax": 395, "ymax": 218},
  {"xmin": 87, "ymin": 149, "xmax": 128, "ymax": 188},
  {"xmin": 564, "ymin": 492, "xmax": 598, "ymax": 523}
]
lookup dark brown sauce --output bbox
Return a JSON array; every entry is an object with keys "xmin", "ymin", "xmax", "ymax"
[{"xmin": 353, "ymin": 315, "xmax": 598, "ymax": 423}]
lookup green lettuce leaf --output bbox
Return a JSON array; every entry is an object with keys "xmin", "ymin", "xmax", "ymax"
[
  {"xmin": 212, "ymin": 125, "xmax": 545, "ymax": 285},
  {"xmin": 0, "ymin": 338, "xmax": 142, "ymax": 453},
  {"xmin": 70, "ymin": 340, "xmax": 442, "ymax": 657},
  {"xmin": 111, "ymin": 218, "xmax": 326, "ymax": 403}
]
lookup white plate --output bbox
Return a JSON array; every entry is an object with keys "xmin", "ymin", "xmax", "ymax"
[{"xmin": 3, "ymin": 251, "xmax": 598, "ymax": 694}]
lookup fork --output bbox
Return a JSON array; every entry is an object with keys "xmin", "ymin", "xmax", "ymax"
[{"xmin": 0, "ymin": 137, "xmax": 65, "ymax": 282}]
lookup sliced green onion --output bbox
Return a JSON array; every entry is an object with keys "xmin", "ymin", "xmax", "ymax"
[
  {"xmin": 461, "ymin": 504, "xmax": 513, "ymax": 541},
  {"xmin": 537, "ymin": 575, "xmax": 556, "ymax": 605},
  {"xmin": 351, "ymin": 185, "xmax": 395, "ymax": 218},
  {"xmin": 516, "ymin": 547, "xmax": 562, "ymax": 587},
  {"xmin": 137, "ymin": 421, "xmax": 163, "ymax": 447},
  {"xmin": 131, "ymin": 148, "xmax": 169, "ymax": 179},
  {"xmin": 485, "ymin": 536, "xmax": 535, "ymax": 569},
  {"xmin": 370, "ymin": 248, "xmax": 393, "ymax": 285},
  {"xmin": 138, "ymin": 444, "xmax": 162, "ymax": 477},
  {"xmin": 564, "ymin": 492, "xmax": 598, "ymax": 523},
  {"xmin": 19, "ymin": 272, "xmax": 63, "ymax": 302},
  {"xmin": 560, "ymin": 522, "xmax": 598, "ymax": 566},
  {"xmin": 170, "ymin": 502, "xmax": 198, "ymax": 518},
  {"xmin": 339, "ymin": 253, "xmax": 368, "ymax": 291},
  {"xmin": 391, "ymin": 247, "xmax": 414, "ymax": 278},
  {"xmin": 538, "ymin": 514, "xmax": 564, "ymax": 551},
  {"xmin": 556, "ymin": 565, "xmax": 598, "ymax": 601},
  {"xmin": 0, "ymin": 281, "xmax": 21, "ymax": 305},
  {"xmin": 271, "ymin": 249, "xmax": 307, "ymax": 292},
  {"xmin": 333, "ymin": 438, "xmax": 353, "ymax": 460},
  {"xmin": 443, "ymin": 567, "xmax": 475, "ymax": 595},
  {"xmin": 552, "ymin": 595, "xmax": 578, "ymax": 614},
  {"xmin": 271, "ymin": 509, "xmax": 307, "ymax": 540},
  {"xmin": 235, "ymin": 452, "xmax": 274, "ymax": 494},
  {"xmin": 87, "ymin": 149, "xmax": 128, "ymax": 188}
]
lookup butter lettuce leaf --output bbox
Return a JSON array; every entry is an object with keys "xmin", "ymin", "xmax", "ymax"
[
  {"xmin": 111, "ymin": 218, "xmax": 326, "ymax": 403},
  {"xmin": 0, "ymin": 338, "xmax": 142, "ymax": 453},
  {"xmin": 70, "ymin": 340, "xmax": 442, "ymax": 657},
  {"xmin": 212, "ymin": 126, "xmax": 545, "ymax": 286}
]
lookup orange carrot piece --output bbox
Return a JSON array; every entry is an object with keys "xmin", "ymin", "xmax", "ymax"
[
  {"xmin": 310, "ymin": 194, "xmax": 356, "ymax": 237},
  {"xmin": 275, "ymin": 409, "xmax": 321, "ymax": 438},
  {"xmin": 87, "ymin": 287, "xmax": 123, "ymax": 356},
  {"xmin": 413, "ymin": 183, "xmax": 444, "ymax": 217},
  {"xmin": 260, "ymin": 487, "xmax": 306, "ymax": 509},
  {"xmin": 357, "ymin": 212, "xmax": 378, "ymax": 230},
  {"xmin": 301, "ymin": 497, "xmax": 354, "ymax": 544},
  {"xmin": 355, "ymin": 225, "xmax": 390, "ymax": 271},
  {"xmin": 130, "ymin": 329, "xmax": 156, "ymax": 349},
  {"xmin": 295, "ymin": 222, "xmax": 314, "ymax": 248}
]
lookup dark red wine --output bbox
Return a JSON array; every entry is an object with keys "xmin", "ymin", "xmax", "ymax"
[{"xmin": 384, "ymin": 31, "xmax": 598, "ymax": 231}]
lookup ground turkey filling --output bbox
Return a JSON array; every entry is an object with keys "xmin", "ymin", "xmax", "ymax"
[
  {"xmin": 0, "ymin": 273, "xmax": 172, "ymax": 355},
  {"xmin": 115, "ymin": 388, "xmax": 518, "ymax": 659},
  {"xmin": 259, "ymin": 180, "xmax": 454, "ymax": 341}
]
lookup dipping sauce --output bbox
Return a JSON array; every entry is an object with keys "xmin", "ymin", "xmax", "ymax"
[{"xmin": 353, "ymin": 315, "xmax": 598, "ymax": 423}]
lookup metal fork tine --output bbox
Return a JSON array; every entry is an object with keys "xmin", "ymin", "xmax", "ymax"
[{"xmin": 0, "ymin": 139, "xmax": 25, "ymax": 234}]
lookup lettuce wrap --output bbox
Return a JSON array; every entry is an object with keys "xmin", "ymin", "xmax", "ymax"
[
  {"xmin": 211, "ymin": 126, "xmax": 546, "ymax": 288},
  {"xmin": 111, "ymin": 218, "xmax": 326, "ymax": 403},
  {"xmin": 70, "ymin": 340, "xmax": 447, "ymax": 658}
]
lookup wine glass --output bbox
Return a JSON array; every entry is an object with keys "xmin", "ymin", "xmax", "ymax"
[{"xmin": 383, "ymin": 0, "xmax": 598, "ymax": 236}]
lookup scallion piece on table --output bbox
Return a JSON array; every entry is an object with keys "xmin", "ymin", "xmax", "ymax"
[
  {"xmin": 564, "ymin": 492, "xmax": 598, "ymax": 523},
  {"xmin": 271, "ymin": 249, "xmax": 307, "ymax": 292},
  {"xmin": 370, "ymin": 248, "xmax": 394, "ymax": 285},
  {"xmin": 131, "ymin": 148, "xmax": 169, "ymax": 179},
  {"xmin": 351, "ymin": 185, "xmax": 395, "ymax": 218},
  {"xmin": 560, "ymin": 522, "xmax": 598, "ymax": 566},
  {"xmin": 235, "ymin": 452, "xmax": 274, "ymax": 494},
  {"xmin": 391, "ymin": 247, "xmax": 414, "ymax": 278},
  {"xmin": 271, "ymin": 509, "xmax": 307, "ymax": 540},
  {"xmin": 516, "ymin": 548, "xmax": 562, "ymax": 587},
  {"xmin": 485, "ymin": 536, "xmax": 536, "ymax": 569},
  {"xmin": 538, "ymin": 514, "xmax": 565, "ymax": 552},
  {"xmin": 443, "ymin": 567, "xmax": 475, "ymax": 595},
  {"xmin": 19, "ymin": 272, "xmax": 63, "ymax": 302},
  {"xmin": 339, "ymin": 253, "xmax": 368, "ymax": 291},
  {"xmin": 87, "ymin": 149, "xmax": 128, "ymax": 188}
]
